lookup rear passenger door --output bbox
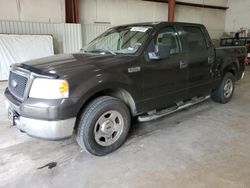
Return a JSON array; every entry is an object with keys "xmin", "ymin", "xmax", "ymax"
[{"xmin": 179, "ymin": 25, "xmax": 215, "ymax": 98}]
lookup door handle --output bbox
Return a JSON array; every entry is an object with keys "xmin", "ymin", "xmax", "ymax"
[
  {"xmin": 179, "ymin": 60, "xmax": 188, "ymax": 69},
  {"xmin": 208, "ymin": 56, "xmax": 214, "ymax": 64}
]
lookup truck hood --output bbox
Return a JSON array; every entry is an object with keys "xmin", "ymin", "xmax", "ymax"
[{"xmin": 19, "ymin": 53, "xmax": 134, "ymax": 77}]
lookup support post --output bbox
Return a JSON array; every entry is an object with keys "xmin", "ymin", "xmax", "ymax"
[
  {"xmin": 65, "ymin": 0, "xmax": 79, "ymax": 23},
  {"xmin": 168, "ymin": 0, "xmax": 176, "ymax": 22}
]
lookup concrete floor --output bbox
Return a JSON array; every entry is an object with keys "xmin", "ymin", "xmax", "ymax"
[{"xmin": 1, "ymin": 68, "xmax": 250, "ymax": 188}]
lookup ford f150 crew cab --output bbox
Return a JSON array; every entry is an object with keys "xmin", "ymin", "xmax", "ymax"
[{"xmin": 5, "ymin": 22, "xmax": 247, "ymax": 156}]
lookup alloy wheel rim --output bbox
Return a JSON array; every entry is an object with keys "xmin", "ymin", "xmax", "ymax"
[
  {"xmin": 224, "ymin": 79, "xmax": 233, "ymax": 98},
  {"xmin": 94, "ymin": 110, "xmax": 124, "ymax": 146}
]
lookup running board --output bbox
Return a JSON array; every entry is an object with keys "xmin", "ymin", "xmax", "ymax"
[{"xmin": 138, "ymin": 96, "xmax": 210, "ymax": 122}]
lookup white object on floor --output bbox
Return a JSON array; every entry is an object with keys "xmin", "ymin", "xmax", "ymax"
[{"xmin": 0, "ymin": 34, "xmax": 54, "ymax": 80}]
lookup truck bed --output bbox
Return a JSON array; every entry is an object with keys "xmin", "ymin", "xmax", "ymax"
[{"xmin": 215, "ymin": 46, "xmax": 247, "ymax": 80}]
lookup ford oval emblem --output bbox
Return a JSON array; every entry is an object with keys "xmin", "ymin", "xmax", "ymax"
[{"xmin": 11, "ymin": 80, "xmax": 18, "ymax": 88}]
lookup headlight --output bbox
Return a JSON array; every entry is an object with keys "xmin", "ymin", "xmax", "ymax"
[{"xmin": 29, "ymin": 78, "xmax": 69, "ymax": 99}]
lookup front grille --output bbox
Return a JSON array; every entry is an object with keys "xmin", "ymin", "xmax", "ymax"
[{"xmin": 8, "ymin": 71, "xmax": 28, "ymax": 100}]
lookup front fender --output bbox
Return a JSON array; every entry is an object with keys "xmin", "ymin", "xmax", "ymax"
[{"xmin": 70, "ymin": 72, "xmax": 139, "ymax": 117}]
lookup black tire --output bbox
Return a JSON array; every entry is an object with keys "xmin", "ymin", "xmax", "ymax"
[
  {"xmin": 211, "ymin": 72, "xmax": 235, "ymax": 104},
  {"xmin": 76, "ymin": 96, "xmax": 131, "ymax": 156}
]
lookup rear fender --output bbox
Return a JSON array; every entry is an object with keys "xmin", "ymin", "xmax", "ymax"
[{"xmin": 220, "ymin": 57, "xmax": 239, "ymax": 78}]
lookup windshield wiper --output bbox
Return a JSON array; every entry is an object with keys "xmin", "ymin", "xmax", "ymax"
[
  {"xmin": 88, "ymin": 49, "xmax": 117, "ymax": 55},
  {"xmin": 106, "ymin": 49, "xmax": 117, "ymax": 55},
  {"xmin": 80, "ymin": 48, "xmax": 86, "ymax": 53}
]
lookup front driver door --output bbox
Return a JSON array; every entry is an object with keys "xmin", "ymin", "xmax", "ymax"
[{"xmin": 141, "ymin": 26, "xmax": 189, "ymax": 111}]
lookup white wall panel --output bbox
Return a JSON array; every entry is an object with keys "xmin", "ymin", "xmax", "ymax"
[
  {"xmin": 225, "ymin": 0, "xmax": 250, "ymax": 32},
  {"xmin": 0, "ymin": 0, "xmax": 19, "ymax": 21},
  {"xmin": 175, "ymin": 4, "xmax": 226, "ymax": 39},
  {"xmin": 0, "ymin": 0, "xmax": 65, "ymax": 23},
  {"xmin": 175, "ymin": 5, "xmax": 202, "ymax": 23},
  {"xmin": 79, "ymin": 0, "xmax": 168, "ymax": 25},
  {"xmin": 79, "ymin": 0, "xmax": 227, "ymax": 41},
  {"xmin": 0, "ymin": 20, "xmax": 82, "ymax": 54},
  {"xmin": 19, "ymin": 0, "xmax": 65, "ymax": 23}
]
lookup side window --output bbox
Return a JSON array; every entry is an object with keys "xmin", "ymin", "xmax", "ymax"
[
  {"xmin": 156, "ymin": 27, "xmax": 180, "ymax": 55},
  {"xmin": 183, "ymin": 26, "xmax": 207, "ymax": 51}
]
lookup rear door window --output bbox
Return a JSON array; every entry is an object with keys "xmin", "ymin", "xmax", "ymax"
[{"xmin": 182, "ymin": 26, "xmax": 207, "ymax": 51}]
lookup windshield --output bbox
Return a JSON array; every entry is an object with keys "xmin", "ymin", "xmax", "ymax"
[{"xmin": 85, "ymin": 26, "xmax": 152, "ymax": 55}]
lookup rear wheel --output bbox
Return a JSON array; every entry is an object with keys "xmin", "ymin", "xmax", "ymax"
[
  {"xmin": 211, "ymin": 72, "xmax": 235, "ymax": 103},
  {"xmin": 76, "ymin": 96, "xmax": 131, "ymax": 156}
]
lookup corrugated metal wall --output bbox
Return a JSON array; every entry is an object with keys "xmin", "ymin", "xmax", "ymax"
[
  {"xmin": 0, "ymin": 20, "xmax": 82, "ymax": 54},
  {"xmin": 82, "ymin": 24, "xmax": 111, "ymax": 46}
]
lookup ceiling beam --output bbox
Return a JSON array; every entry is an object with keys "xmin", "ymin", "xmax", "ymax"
[{"xmin": 143, "ymin": 0, "xmax": 229, "ymax": 10}]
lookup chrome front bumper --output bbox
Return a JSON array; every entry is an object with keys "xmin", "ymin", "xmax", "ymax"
[
  {"xmin": 5, "ymin": 99, "xmax": 76, "ymax": 140},
  {"xmin": 15, "ymin": 116, "xmax": 76, "ymax": 140}
]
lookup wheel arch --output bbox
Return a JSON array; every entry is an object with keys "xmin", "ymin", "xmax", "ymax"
[
  {"xmin": 76, "ymin": 87, "xmax": 137, "ymax": 124},
  {"xmin": 223, "ymin": 59, "xmax": 239, "ymax": 78}
]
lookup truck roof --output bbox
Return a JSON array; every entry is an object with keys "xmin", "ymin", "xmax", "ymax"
[{"xmin": 113, "ymin": 21, "xmax": 204, "ymax": 28}]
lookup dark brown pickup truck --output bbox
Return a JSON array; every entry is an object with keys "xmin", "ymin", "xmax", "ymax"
[{"xmin": 5, "ymin": 22, "xmax": 247, "ymax": 156}]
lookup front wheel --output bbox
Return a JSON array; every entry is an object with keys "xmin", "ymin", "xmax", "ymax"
[
  {"xmin": 211, "ymin": 72, "xmax": 235, "ymax": 104},
  {"xmin": 76, "ymin": 96, "xmax": 131, "ymax": 156}
]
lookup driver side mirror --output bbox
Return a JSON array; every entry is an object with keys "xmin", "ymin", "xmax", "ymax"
[{"xmin": 148, "ymin": 44, "xmax": 171, "ymax": 60}]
